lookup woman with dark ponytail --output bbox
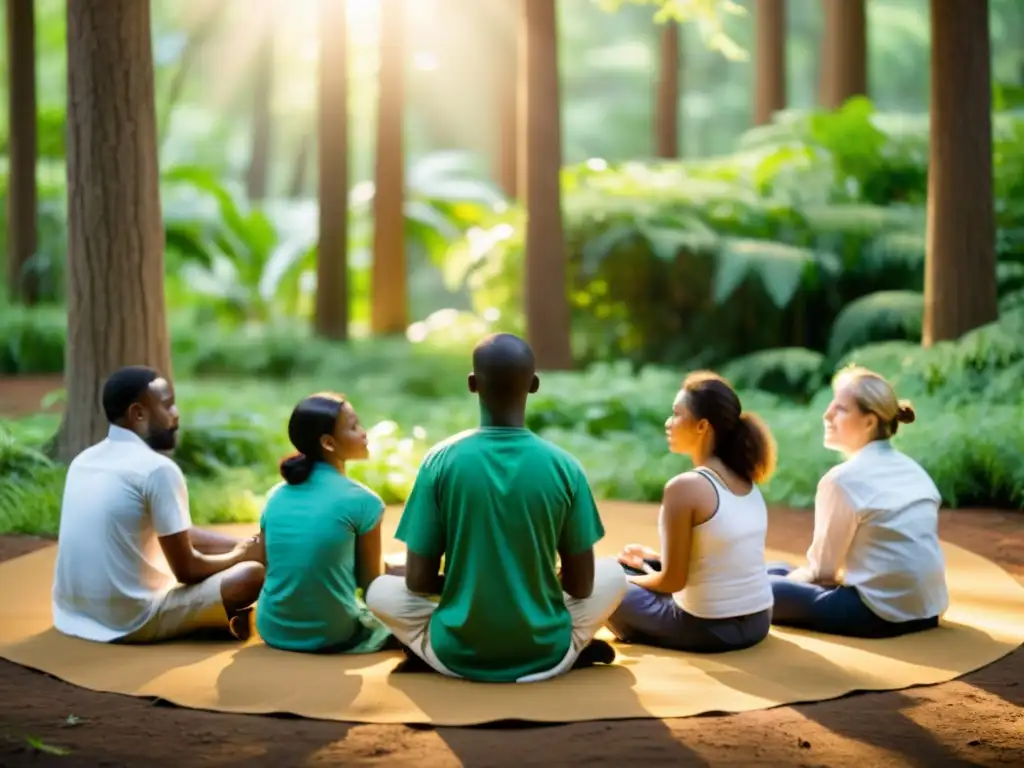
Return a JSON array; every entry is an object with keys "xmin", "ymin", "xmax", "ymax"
[
  {"xmin": 604, "ymin": 372, "xmax": 777, "ymax": 653},
  {"xmin": 255, "ymin": 393, "xmax": 392, "ymax": 653}
]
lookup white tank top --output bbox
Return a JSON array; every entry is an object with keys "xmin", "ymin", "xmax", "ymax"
[{"xmin": 670, "ymin": 467, "xmax": 774, "ymax": 619}]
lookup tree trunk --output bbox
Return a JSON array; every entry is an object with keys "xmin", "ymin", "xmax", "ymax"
[
  {"xmin": 653, "ymin": 21, "xmax": 679, "ymax": 159},
  {"xmin": 56, "ymin": 0, "xmax": 171, "ymax": 462},
  {"xmin": 314, "ymin": 0, "xmax": 349, "ymax": 340},
  {"xmin": 495, "ymin": 0, "xmax": 520, "ymax": 197},
  {"xmin": 753, "ymin": 0, "xmax": 786, "ymax": 125},
  {"xmin": 245, "ymin": 11, "xmax": 275, "ymax": 202},
  {"xmin": 923, "ymin": 0, "xmax": 998, "ymax": 345},
  {"xmin": 520, "ymin": 0, "xmax": 572, "ymax": 370},
  {"xmin": 818, "ymin": 0, "xmax": 866, "ymax": 109},
  {"xmin": 289, "ymin": 133, "xmax": 312, "ymax": 199},
  {"xmin": 370, "ymin": 0, "xmax": 407, "ymax": 335},
  {"xmin": 5, "ymin": 0, "xmax": 38, "ymax": 305}
]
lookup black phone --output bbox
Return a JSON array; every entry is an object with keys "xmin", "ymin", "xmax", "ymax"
[{"xmin": 621, "ymin": 557, "xmax": 662, "ymax": 576}]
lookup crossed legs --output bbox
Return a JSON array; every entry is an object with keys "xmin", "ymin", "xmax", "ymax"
[
  {"xmin": 118, "ymin": 562, "xmax": 265, "ymax": 644},
  {"xmin": 365, "ymin": 558, "xmax": 627, "ymax": 681}
]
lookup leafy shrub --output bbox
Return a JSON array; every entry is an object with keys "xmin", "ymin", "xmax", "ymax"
[
  {"xmin": 722, "ymin": 348, "xmax": 827, "ymax": 401},
  {"xmin": 4, "ymin": 332, "xmax": 1022, "ymax": 539},
  {"xmin": 827, "ymin": 290, "xmax": 924, "ymax": 360},
  {"xmin": 0, "ymin": 303, "xmax": 66, "ymax": 374},
  {"xmin": 836, "ymin": 307, "xmax": 1024, "ymax": 406}
]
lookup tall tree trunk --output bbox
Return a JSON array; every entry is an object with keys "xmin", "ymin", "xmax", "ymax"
[
  {"xmin": 246, "ymin": 12, "xmax": 275, "ymax": 202},
  {"xmin": 370, "ymin": 0, "xmax": 407, "ymax": 335},
  {"xmin": 289, "ymin": 133, "xmax": 312, "ymax": 199},
  {"xmin": 753, "ymin": 0, "xmax": 786, "ymax": 125},
  {"xmin": 314, "ymin": 0, "xmax": 349, "ymax": 340},
  {"xmin": 56, "ymin": 0, "xmax": 171, "ymax": 462},
  {"xmin": 495, "ymin": 0, "xmax": 519, "ymax": 197},
  {"xmin": 923, "ymin": 0, "xmax": 998, "ymax": 345},
  {"xmin": 653, "ymin": 21, "xmax": 679, "ymax": 158},
  {"xmin": 520, "ymin": 0, "xmax": 571, "ymax": 370},
  {"xmin": 5, "ymin": 0, "xmax": 38, "ymax": 305},
  {"xmin": 818, "ymin": 0, "xmax": 866, "ymax": 109}
]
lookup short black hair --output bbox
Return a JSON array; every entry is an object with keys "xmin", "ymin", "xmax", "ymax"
[
  {"xmin": 102, "ymin": 366, "xmax": 160, "ymax": 423},
  {"xmin": 472, "ymin": 333, "xmax": 536, "ymax": 403}
]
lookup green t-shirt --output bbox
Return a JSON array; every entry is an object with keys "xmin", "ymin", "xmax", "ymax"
[
  {"xmin": 395, "ymin": 427, "xmax": 605, "ymax": 682},
  {"xmin": 256, "ymin": 465, "xmax": 391, "ymax": 653}
]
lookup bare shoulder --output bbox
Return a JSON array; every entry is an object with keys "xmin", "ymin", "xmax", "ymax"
[{"xmin": 662, "ymin": 472, "xmax": 716, "ymax": 518}]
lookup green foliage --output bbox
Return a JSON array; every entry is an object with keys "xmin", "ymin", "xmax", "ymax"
[
  {"xmin": 827, "ymin": 290, "xmax": 924, "ymax": 361},
  {"xmin": 595, "ymin": 0, "xmax": 748, "ymax": 59},
  {"xmin": 837, "ymin": 307, "xmax": 1024, "ymax": 406},
  {"xmin": 721, "ymin": 348, "xmax": 827, "ymax": 402},
  {"xmin": 0, "ymin": 303, "xmax": 65, "ymax": 374},
  {"xmin": 437, "ymin": 103, "xmax": 1022, "ymax": 368},
  {"xmin": 3, "ymin": 323, "xmax": 1022, "ymax": 539}
]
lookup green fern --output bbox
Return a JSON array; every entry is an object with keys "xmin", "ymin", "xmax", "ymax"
[
  {"xmin": 722, "ymin": 348, "xmax": 827, "ymax": 401},
  {"xmin": 828, "ymin": 290, "xmax": 924, "ymax": 360},
  {"xmin": 714, "ymin": 238, "xmax": 840, "ymax": 308}
]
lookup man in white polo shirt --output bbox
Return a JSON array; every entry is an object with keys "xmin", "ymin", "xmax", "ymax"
[{"xmin": 52, "ymin": 366, "xmax": 265, "ymax": 643}]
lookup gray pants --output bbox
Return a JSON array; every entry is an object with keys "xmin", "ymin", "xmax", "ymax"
[{"xmin": 605, "ymin": 583, "xmax": 771, "ymax": 653}]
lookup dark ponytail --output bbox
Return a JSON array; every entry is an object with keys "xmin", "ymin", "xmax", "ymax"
[
  {"xmin": 716, "ymin": 411, "xmax": 777, "ymax": 485},
  {"xmin": 681, "ymin": 371, "xmax": 778, "ymax": 485},
  {"xmin": 278, "ymin": 393, "xmax": 346, "ymax": 485},
  {"xmin": 280, "ymin": 452, "xmax": 316, "ymax": 485}
]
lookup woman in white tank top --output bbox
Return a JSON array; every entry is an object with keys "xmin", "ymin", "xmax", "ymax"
[{"xmin": 604, "ymin": 372, "xmax": 777, "ymax": 653}]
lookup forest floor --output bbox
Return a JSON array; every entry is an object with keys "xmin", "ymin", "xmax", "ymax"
[{"xmin": 1, "ymin": 377, "xmax": 1021, "ymax": 767}]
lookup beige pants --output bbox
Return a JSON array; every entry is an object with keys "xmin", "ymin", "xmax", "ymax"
[
  {"xmin": 365, "ymin": 558, "xmax": 627, "ymax": 682},
  {"xmin": 117, "ymin": 565, "xmax": 243, "ymax": 644}
]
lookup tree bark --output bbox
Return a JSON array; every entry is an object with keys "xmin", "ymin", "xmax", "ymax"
[
  {"xmin": 370, "ymin": 0, "xmax": 407, "ymax": 335},
  {"xmin": 495, "ymin": 0, "xmax": 520, "ymax": 197},
  {"xmin": 923, "ymin": 0, "xmax": 998, "ymax": 345},
  {"xmin": 520, "ymin": 0, "xmax": 572, "ymax": 370},
  {"xmin": 818, "ymin": 0, "xmax": 866, "ymax": 109},
  {"xmin": 653, "ymin": 21, "xmax": 680, "ymax": 158},
  {"xmin": 5, "ymin": 0, "xmax": 38, "ymax": 304},
  {"xmin": 245, "ymin": 10, "xmax": 275, "ymax": 202},
  {"xmin": 753, "ymin": 0, "xmax": 786, "ymax": 125},
  {"xmin": 289, "ymin": 133, "xmax": 312, "ymax": 199},
  {"xmin": 55, "ymin": 0, "xmax": 171, "ymax": 462},
  {"xmin": 314, "ymin": 0, "xmax": 349, "ymax": 340}
]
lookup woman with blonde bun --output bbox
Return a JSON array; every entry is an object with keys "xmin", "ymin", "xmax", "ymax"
[{"xmin": 768, "ymin": 365, "xmax": 948, "ymax": 638}]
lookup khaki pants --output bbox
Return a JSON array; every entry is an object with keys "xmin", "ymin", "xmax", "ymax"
[
  {"xmin": 117, "ymin": 564, "xmax": 244, "ymax": 644},
  {"xmin": 365, "ymin": 558, "xmax": 627, "ymax": 682}
]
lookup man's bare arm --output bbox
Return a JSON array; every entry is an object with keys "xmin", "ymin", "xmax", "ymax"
[
  {"xmin": 406, "ymin": 550, "xmax": 445, "ymax": 595},
  {"xmin": 159, "ymin": 531, "xmax": 261, "ymax": 585},
  {"xmin": 559, "ymin": 547, "xmax": 595, "ymax": 600},
  {"xmin": 189, "ymin": 527, "xmax": 241, "ymax": 555}
]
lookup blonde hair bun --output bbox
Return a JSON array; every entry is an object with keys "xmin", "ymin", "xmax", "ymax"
[{"xmin": 896, "ymin": 400, "xmax": 916, "ymax": 424}]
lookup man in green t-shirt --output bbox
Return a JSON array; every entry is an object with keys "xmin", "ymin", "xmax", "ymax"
[{"xmin": 366, "ymin": 333, "xmax": 627, "ymax": 683}]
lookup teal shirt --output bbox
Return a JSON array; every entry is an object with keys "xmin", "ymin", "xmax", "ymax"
[
  {"xmin": 256, "ymin": 465, "xmax": 391, "ymax": 653},
  {"xmin": 395, "ymin": 427, "xmax": 605, "ymax": 682}
]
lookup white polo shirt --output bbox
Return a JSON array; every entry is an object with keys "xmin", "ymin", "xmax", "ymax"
[
  {"xmin": 806, "ymin": 439, "xmax": 949, "ymax": 623},
  {"xmin": 51, "ymin": 426, "xmax": 192, "ymax": 642}
]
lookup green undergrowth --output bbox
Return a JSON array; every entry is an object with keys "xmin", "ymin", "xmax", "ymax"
[{"xmin": 2, "ymin": 336, "xmax": 1022, "ymax": 537}]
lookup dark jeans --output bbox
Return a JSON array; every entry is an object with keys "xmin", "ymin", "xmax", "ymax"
[
  {"xmin": 605, "ymin": 583, "xmax": 772, "ymax": 653},
  {"xmin": 767, "ymin": 563, "xmax": 940, "ymax": 639}
]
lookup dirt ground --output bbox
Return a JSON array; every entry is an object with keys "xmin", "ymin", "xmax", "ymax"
[
  {"xmin": 1, "ymin": 377, "xmax": 1022, "ymax": 766},
  {"xmin": 0, "ymin": 375, "xmax": 64, "ymax": 419}
]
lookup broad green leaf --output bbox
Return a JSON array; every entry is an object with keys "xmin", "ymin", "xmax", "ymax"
[{"xmin": 580, "ymin": 223, "xmax": 639, "ymax": 276}]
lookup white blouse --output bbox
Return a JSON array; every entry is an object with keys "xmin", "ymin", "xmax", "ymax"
[{"xmin": 804, "ymin": 439, "xmax": 949, "ymax": 623}]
